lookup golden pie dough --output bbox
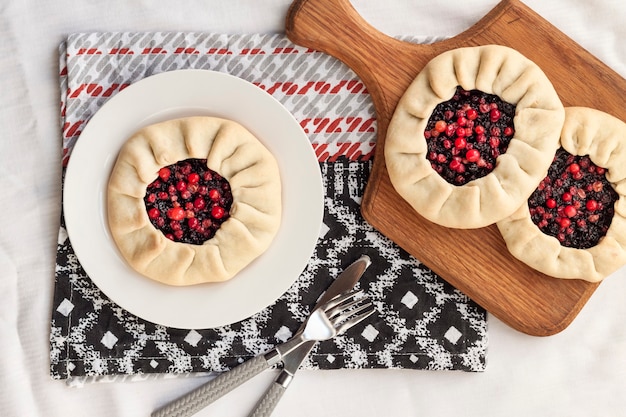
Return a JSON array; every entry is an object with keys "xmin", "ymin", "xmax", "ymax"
[
  {"xmin": 385, "ymin": 45, "xmax": 565, "ymax": 228},
  {"xmin": 107, "ymin": 116, "xmax": 282, "ymax": 286},
  {"xmin": 497, "ymin": 107, "xmax": 626, "ymax": 282}
]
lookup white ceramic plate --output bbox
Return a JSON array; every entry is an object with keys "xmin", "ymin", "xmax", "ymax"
[{"xmin": 63, "ymin": 69, "xmax": 323, "ymax": 329}]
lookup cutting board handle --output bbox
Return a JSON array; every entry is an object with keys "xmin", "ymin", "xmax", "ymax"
[
  {"xmin": 286, "ymin": 0, "xmax": 426, "ymax": 115},
  {"xmin": 286, "ymin": 0, "xmax": 399, "ymax": 66},
  {"xmin": 285, "ymin": 0, "xmax": 523, "ymax": 126}
]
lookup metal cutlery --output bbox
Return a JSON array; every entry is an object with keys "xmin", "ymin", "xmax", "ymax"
[
  {"xmin": 152, "ymin": 257, "xmax": 374, "ymax": 417},
  {"xmin": 249, "ymin": 254, "xmax": 371, "ymax": 417}
]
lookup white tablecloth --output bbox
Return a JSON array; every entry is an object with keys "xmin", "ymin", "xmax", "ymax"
[{"xmin": 1, "ymin": 1, "xmax": 625, "ymax": 416}]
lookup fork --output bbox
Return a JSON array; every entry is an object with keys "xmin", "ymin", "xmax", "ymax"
[{"xmin": 152, "ymin": 289, "xmax": 375, "ymax": 417}]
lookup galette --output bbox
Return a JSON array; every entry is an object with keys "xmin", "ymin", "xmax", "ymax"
[
  {"xmin": 385, "ymin": 45, "xmax": 565, "ymax": 228},
  {"xmin": 107, "ymin": 116, "xmax": 282, "ymax": 286},
  {"xmin": 497, "ymin": 107, "xmax": 626, "ymax": 282}
]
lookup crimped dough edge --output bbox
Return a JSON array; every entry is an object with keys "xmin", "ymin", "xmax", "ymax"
[
  {"xmin": 496, "ymin": 107, "xmax": 626, "ymax": 282},
  {"xmin": 385, "ymin": 45, "xmax": 565, "ymax": 229},
  {"xmin": 107, "ymin": 116, "xmax": 282, "ymax": 286}
]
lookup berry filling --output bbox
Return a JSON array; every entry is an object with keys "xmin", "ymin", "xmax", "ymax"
[
  {"xmin": 143, "ymin": 158, "xmax": 233, "ymax": 245},
  {"xmin": 528, "ymin": 148, "xmax": 618, "ymax": 249},
  {"xmin": 424, "ymin": 86, "xmax": 516, "ymax": 185}
]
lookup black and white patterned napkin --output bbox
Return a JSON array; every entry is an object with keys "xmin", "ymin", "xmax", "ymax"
[{"xmin": 50, "ymin": 32, "xmax": 487, "ymax": 384}]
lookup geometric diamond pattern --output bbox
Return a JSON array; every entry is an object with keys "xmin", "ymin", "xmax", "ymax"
[
  {"xmin": 100, "ymin": 331, "xmax": 118, "ymax": 349},
  {"xmin": 183, "ymin": 330, "xmax": 202, "ymax": 347},
  {"xmin": 56, "ymin": 298, "xmax": 74, "ymax": 317},
  {"xmin": 444, "ymin": 326, "xmax": 463, "ymax": 345},
  {"xmin": 274, "ymin": 326, "xmax": 293, "ymax": 343},
  {"xmin": 361, "ymin": 324, "xmax": 380, "ymax": 342},
  {"xmin": 400, "ymin": 291, "xmax": 419, "ymax": 309}
]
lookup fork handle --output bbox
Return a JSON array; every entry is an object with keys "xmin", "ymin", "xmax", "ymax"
[
  {"xmin": 248, "ymin": 381, "xmax": 287, "ymax": 417},
  {"xmin": 152, "ymin": 355, "xmax": 271, "ymax": 417}
]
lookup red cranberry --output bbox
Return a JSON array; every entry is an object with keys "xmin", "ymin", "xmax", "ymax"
[
  {"xmin": 563, "ymin": 205, "xmax": 577, "ymax": 218},
  {"xmin": 167, "ymin": 207, "xmax": 185, "ymax": 221},
  {"xmin": 175, "ymin": 180, "xmax": 187, "ymax": 192},
  {"xmin": 193, "ymin": 197, "xmax": 206, "ymax": 210},
  {"xmin": 187, "ymin": 172, "xmax": 200, "ymax": 184},
  {"xmin": 148, "ymin": 208, "xmax": 160, "ymax": 219},
  {"xmin": 188, "ymin": 217, "xmax": 199, "ymax": 229},
  {"xmin": 158, "ymin": 167, "xmax": 171, "ymax": 181},
  {"xmin": 211, "ymin": 206, "xmax": 225, "ymax": 219},
  {"xmin": 209, "ymin": 189, "xmax": 220, "ymax": 201},
  {"xmin": 586, "ymin": 199, "xmax": 599, "ymax": 211},
  {"xmin": 466, "ymin": 149, "xmax": 480, "ymax": 163},
  {"xmin": 434, "ymin": 120, "xmax": 447, "ymax": 133}
]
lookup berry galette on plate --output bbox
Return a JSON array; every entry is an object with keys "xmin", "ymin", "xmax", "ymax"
[
  {"xmin": 497, "ymin": 107, "xmax": 626, "ymax": 282},
  {"xmin": 385, "ymin": 45, "xmax": 564, "ymax": 228},
  {"xmin": 107, "ymin": 116, "xmax": 282, "ymax": 286}
]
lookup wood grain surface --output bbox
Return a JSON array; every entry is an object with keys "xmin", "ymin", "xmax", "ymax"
[{"xmin": 286, "ymin": 0, "xmax": 626, "ymax": 336}]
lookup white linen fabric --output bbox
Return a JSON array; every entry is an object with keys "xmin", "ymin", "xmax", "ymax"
[{"xmin": 1, "ymin": 1, "xmax": 625, "ymax": 417}]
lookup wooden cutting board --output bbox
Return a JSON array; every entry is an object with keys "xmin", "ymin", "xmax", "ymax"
[{"xmin": 286, "ymin": 0, "xmax": 626, "ymax": 336}]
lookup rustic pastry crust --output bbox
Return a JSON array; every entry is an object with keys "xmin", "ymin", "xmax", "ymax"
[
  {"xmin": 497, "ymin": 107, "xmax": 626, "ymax": 282},
  {"xmin": 107, "ymin": 116, "xmax": 282, "ymax": 286},
  {"xmin": 385, "ymin": 45, "xmax": 564, "ymax": 228}
]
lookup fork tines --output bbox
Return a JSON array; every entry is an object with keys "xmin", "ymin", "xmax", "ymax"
[{"xmin": 325, "ymin": 290, "xmax": 375, "ymax": 334}]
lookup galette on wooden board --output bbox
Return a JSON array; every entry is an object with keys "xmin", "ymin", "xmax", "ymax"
[
  {"xmin": 497, "ymin": 107, "xmax": 626, "ymax": 282},
  {"xmin": 385, "ymin": 45, "xmax": 565, "ymax": 229}
]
